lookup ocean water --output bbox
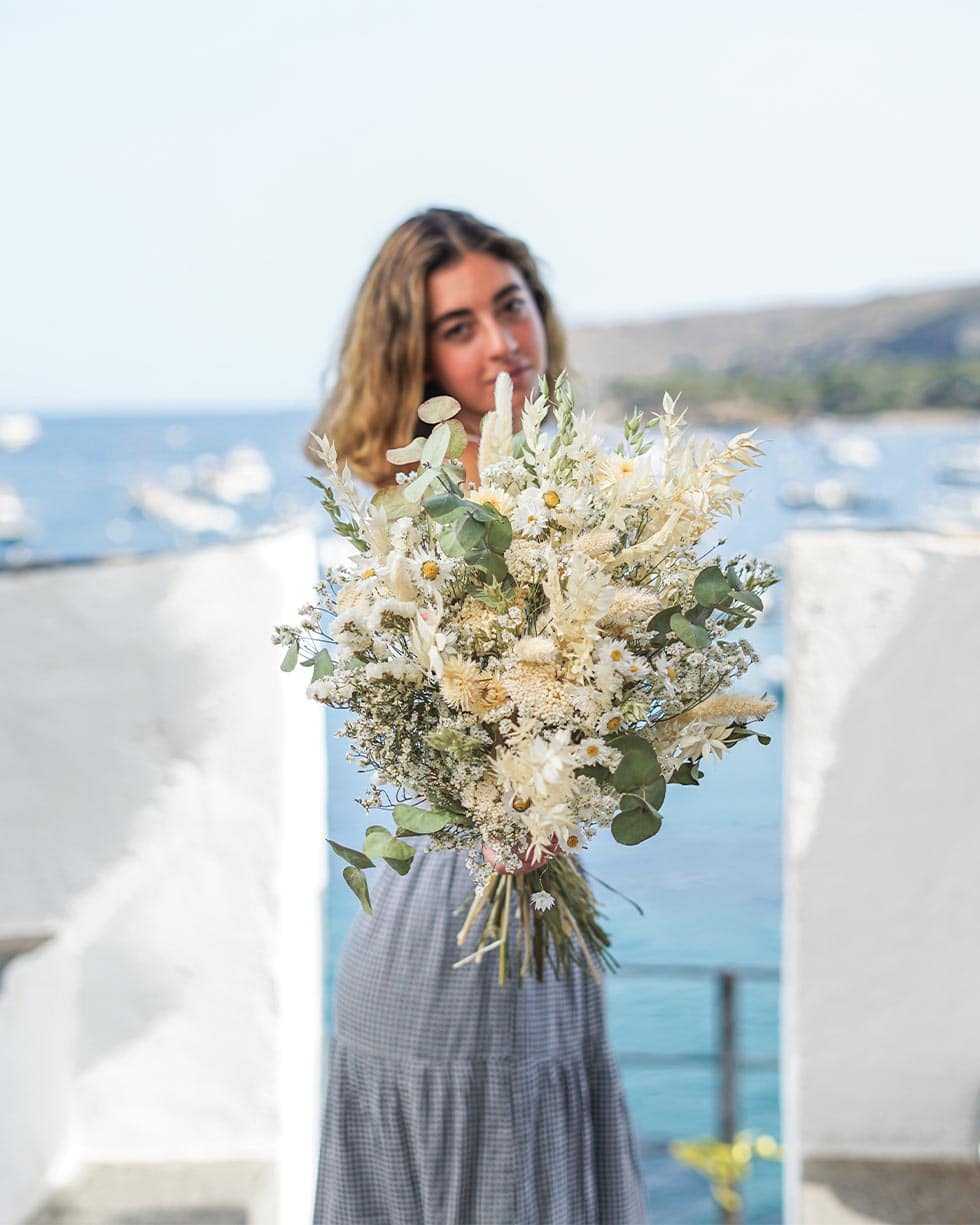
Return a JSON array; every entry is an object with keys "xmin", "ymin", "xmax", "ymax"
[{"xmin": 7, "ymin": 407, "xmax": 980, "ymax": 1224}]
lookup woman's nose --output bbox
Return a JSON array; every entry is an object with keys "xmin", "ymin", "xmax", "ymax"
[{"xmin": 485, "ymin": 318, "xmax": 519, "ymax": 356}]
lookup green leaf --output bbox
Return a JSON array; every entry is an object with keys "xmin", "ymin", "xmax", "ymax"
[
  {"xmin": 647, "ymin": 605, "xmax": 682, "ymax": 639},
  {"xmin": 640, "ymin": 777, "xmax": 667, "ymax": 810},
  {"xmin": 422, "ymin": 492, "xmax": 466, "ymax": 522},
  {"xmin": 418, "ymin": 394, "xmax": 462, "ymax": 424},
  {"xmin": 404, "ymin": 467, "xmax": 443, "ymax": 502},
  {"xmin": 385, "ymin": 438, "xmax": 426, "ymax": 465},
  {"xmin": 312, "ymin": 649, "xmax": 334, "ymax": 680},
  {"xmin": 484, "ymin": 513, "xmax": 513, "ymax": 554},
  {"xmin": 611, "ymin": 744, "xmax": 662, "ymax": 792},
  {"xmin": 444, "ymin": 419, "xmax": 468, "ymax": 459},
  {"xmin": 328, "ymin": 839, "xmax": 374, "ymax": 869},
  {"xmin": 383, "ymin": 854, "xmax": 413, "ymax": 875},
  {"xmin": 439, "ymin": 522, "xmax": 468, "ymax": 557},
  {"xmin": 579, "ymin": 763, "xmax": 611, "ymax": 783},
  {"xmin": 465, "ymin": 501, "xmax": 495, "ymax": 523},
  {"xmin": 342, "ymin": 865, "xmax": 373, "ymax": 914},
  {"xmin": 306, "ymin": 475, "xmax": 330, "ymax": 493},
  {"xmin": 612, "ymin": 804, "xmax": 663, "ymax": 845},
  {"xmin": 421, "ymin": 421, "xmax": 451, "ymax": 467},
  {"xmin": 608, "ymin": 733, "xmax": 653, "ymax": 753},
  {"xmin": 280, "ymin": 642, "xmax": 299, "ymax": 672},
  {"xmin": 392, "ymin": 803, "xmax": 452, "ymax": 834},
  {"xmin": 693, "ymin": 565, "xmax": 732, "ymax": 608},
  {"xmin": 468, "ymin": 550, "xmax": 509, "ymax": 582},
  {"xmin": 362, "ymin": 825, "xmax": 414, "ymax": 861},
  {"xmin": 672, "ymin": 760, "xmax": 703, "ymax": 786},
  {"xmin": 732, "ymin": 589, "xmax": 764, "ymax": 611},
  {"xmin": 454, "ymin": 513, "xmax": 486, "ymax": 550},
  {"xmin": 757, "ymin": 733, "xmax": 772, "ymax": 746},
  {"xmin": 670, "ymin": 613, "xmax": 712, "ymax": 649},
  {"xmin": 371, "ymin": 484, "xmax": 420, "ymax": 519}
]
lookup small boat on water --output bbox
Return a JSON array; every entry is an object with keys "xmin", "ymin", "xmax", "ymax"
[
  {"xmin": 193, "ymin": 445, "xmax": 274, "ymax": 505},
  {"xmin": 935, "ymin": 442, "xmax": 980, "ymax": 487},
  {"xmin": 822, "ymin": 434, "xmax": 881, "ymax": 470},
  {"xmin": 130, "ymin": 482, "xmax": 240, "ymax": 536},
  {"xmin": 0, "ymin": 484, "xmax": 31, "ymax": 542},
  {"xmin": 0, "ymin": 412, "xmax": 41, "ymax": 453},
  {"xmin": 779, "ymin": 478, "xmax": 865, "ymax": 512}
]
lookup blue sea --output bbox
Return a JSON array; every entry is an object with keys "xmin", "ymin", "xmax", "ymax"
[{"xmin": 6, "ymin": 407, "xmax": 980, "ymax": 1223}]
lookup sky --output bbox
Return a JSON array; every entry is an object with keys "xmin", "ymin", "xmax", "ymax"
[{"xmin": 2, "ymin": 0, "xmax": 979, "ymax": 409}]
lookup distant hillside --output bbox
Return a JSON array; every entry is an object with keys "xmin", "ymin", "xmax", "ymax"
[{"xmin": 567, "ymin": 283, "xmax": 980, "ymax": 423}]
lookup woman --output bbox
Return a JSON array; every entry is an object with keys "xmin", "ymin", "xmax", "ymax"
[{"xmin": 310, "ymin": 208, "xmax": 647, "ymax": 1225}]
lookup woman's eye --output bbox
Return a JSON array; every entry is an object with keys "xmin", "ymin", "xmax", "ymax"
[
  {"xmin": 443, "ymin": 321, "xmax": 472, "ymax": 341},
  {"xmin": 502, "ymin": 297, "xmax": 526, "ymax": 317}
]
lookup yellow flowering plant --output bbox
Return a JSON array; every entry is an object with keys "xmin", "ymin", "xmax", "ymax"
[{"xmin": 273, "ymin": 373, "xmax": 776, "ymax": 983}]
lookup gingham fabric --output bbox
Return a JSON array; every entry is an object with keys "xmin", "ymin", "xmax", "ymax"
[{"xmin": 313, "ymin": 846, "xmax": 647, "ymax": 1225}]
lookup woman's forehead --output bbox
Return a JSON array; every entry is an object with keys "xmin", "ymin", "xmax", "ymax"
[{"xmin": 427, "ymin": 251, "xmax": 526, "ymax": 318}]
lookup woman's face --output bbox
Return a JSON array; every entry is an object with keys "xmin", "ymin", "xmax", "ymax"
[{"xmin": 425, "ymin": 250, "xmax": 548, "ymax": 438}]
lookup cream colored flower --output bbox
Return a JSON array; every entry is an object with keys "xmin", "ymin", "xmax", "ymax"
[{"xmin": 466, "ymin": 485, "xmax": 516, "ymax": 517}]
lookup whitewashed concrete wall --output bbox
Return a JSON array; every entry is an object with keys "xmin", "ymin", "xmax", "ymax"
[
  {"xmin": 784, "ymin": 530, "xmax": 980, "ymax": 1219},
  {"xmin": 0, "ymin": 529, "xmax": 326, "ymax": 1224}
]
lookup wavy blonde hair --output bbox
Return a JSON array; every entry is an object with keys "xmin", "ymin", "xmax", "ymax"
[{"xmin": 308, "ymin": 207, "xmax": 568, "ymax": 487}]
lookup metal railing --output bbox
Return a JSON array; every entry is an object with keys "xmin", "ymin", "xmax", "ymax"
[{"xmin": 614, "ymin": 962, "xmax": 781, "ymax": 1224}]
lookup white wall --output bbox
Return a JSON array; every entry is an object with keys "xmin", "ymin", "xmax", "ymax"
[
  {"xmin": 784, "ymin": 530, "xmax": 980, "ymax": 1193},
  {"xmin": 0, "ymin": 529, "xmax": 326, "ymax": 1224}
]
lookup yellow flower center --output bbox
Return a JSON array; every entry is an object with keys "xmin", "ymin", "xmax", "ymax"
[
  {"xmin": 606, "ymin": 716, "xmax": 622, "ymax": 732},
  {"xmin": 512, "ymin": 797, "xmax": 531, "ymax": 812},
  {"xmin": 361, "ymin": 568, "xmax": 376, "ymax": 579},
  {"xmin": 610, "ymin": 649, "xmax": 624, "ymax": 661},
  {"xmin": 567, "ymin": 834, "xmax": 580, "ymax": 849},
  {"xmin": 421, "ymin": 561, "xmax": 440, "ymax": 580},
  {"xmin": 585, "ymin": 744, "xmax": 600, "ymax": 758},
  {"xmin": 543, "ymin": 490, "xmax": 560, "ymax": 508}
]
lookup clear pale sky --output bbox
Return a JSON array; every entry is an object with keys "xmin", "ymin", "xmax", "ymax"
[{"xmin": 2, "ymin": 0, "xmax": 978, "ymax": 409}]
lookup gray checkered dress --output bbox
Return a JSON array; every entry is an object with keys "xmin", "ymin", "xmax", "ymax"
[{"xmin": 313, "ymin": 845, "xmax": 647, "ymax": 1225}]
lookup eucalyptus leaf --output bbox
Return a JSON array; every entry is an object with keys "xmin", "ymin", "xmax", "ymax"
[
  {"xmin": 444, "ymin": 419, "xmax": 468, "ymax": 459},
  {"xmin": 612, "ymin": 805, "xmax": 663, "ymax": 846},
  {"xmin": 383, "ymin": 855, "xmax": 413, "ymax": 875},
  {"xmin": 342, "ymin": 865, "xmax": 373, "ymax": 914},
  {"xmin": 422, "ymin": 493, "xmax": 466, "ymax": 522},
  {"xmin": 612, "ymin": 745, "xmax": 662, "ymax": 792},
  {"xmin": 485, "ymin": 513, "xmax": 513, "ymax": 554},
  {"xmin": 328, "ymin": 839, "xmax": 374, "ymax": 869},
  {"xmin": 404, "ymin": 467, "xmax": 443, "ymax": 502},
  {"xmin": 439, "ymin": 523, "xmax": 468, "ymax": 558},
  {"xmin": 392, "ymin": 803, "xmax": 452, "ymax": 834},
  {"xmin": 672, "ymin": 760, "xmax": 703, "ymax": 786},
  {"xmin": 312, "ymin": 649, "xmax": 335, "ymax": 680},
  {"xmin": 693, "ymin": 565, "xmax": 732, "ymax": 608},
  {"xmin": 418, "ymin": 394, "xmax": 462, "ymax": 424},
  {"xmin": 670, "ymin": 613, "xmax": 712, "ymax": 649},
  {"xmin": 733, "ymin": 589, "xmax": 764, "ymax": 611},
  {"xmin": 385, "ymin": 438, "xmax": 426, "ymax": 465},
  {"xmin": 371, "ymin": 484, "xmax": 419, "ymax": 519},
  {"xmin": 647, "ymin": 605, "xmax": 683, "ymax": 638},
  {"xmin": 362, "ymin": 825, "xmax": 414, "ymax": 861},
  {"xmin": 455, "ymin": 514, "xmax": 487, "ymax": 550},
  {"xmin": 280, "ymin": 642, "xmax": 299, "ymax": 672},
  {"xmin": 469, "ymin": 550, "xmax": 509, "ymax": 582},
  {"xmin": 421, "ymin": 421, "xmax": 451, "ymax": 467}
]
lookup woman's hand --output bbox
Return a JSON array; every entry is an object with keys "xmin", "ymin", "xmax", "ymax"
[{"xmin": 482, "ymin": 834, "xmax": 563, "ymax": 876}]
